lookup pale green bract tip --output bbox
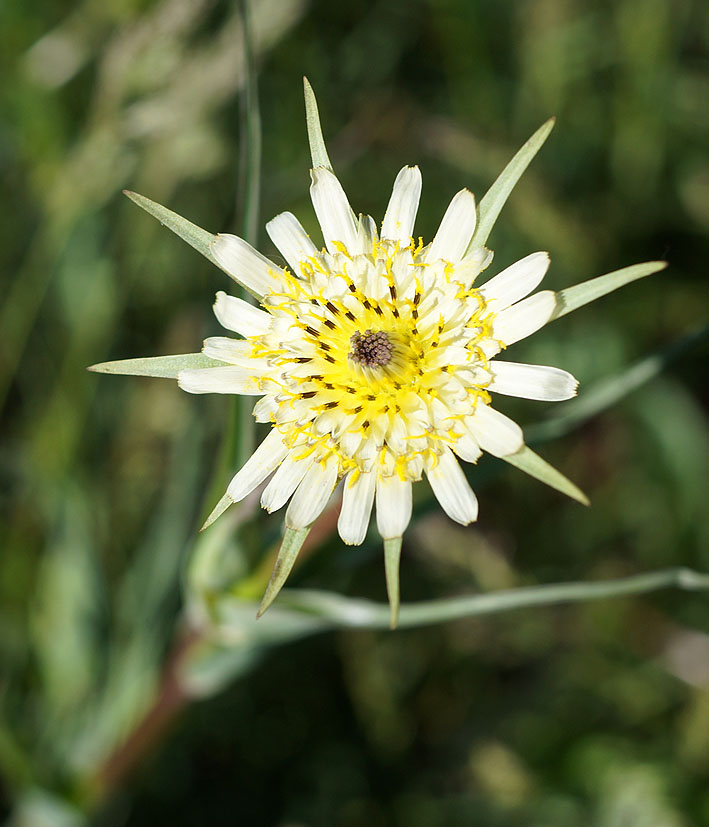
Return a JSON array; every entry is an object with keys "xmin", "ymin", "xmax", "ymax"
[
  {"xmin": 552, "ymin": 260, "xmax": 667, "ymax": 320},
  {"xmin": 303, "ymin": 77, "xmax": 333, "ymax": 172},
  {"xmin": 467, "ymin": 116, "xmax": 556, "ymax": 254},
  {"xmin": 502, "ymin": 445, "xmax": 590, "ymax": 506},
  {"xmin": 257, "ymin": 526, "xmax": 311, "ymax": 617},
  {"xmin": 122, "ymin": 190, "xmax": 261, "ymax": 299},
  {"xmin": 201, "ymin": 493, "xmax": 235, "ymax": 531},
  {"xmin": 87, "ymin": 353, "xmax": 224, "ymax": 378},
  {"xmin": 383, "ymin": 537, "xmax": 403, "ymax": 630}
]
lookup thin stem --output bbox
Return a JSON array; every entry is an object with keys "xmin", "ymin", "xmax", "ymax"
[
  {"xmin": 273, "ymin": 567, "xmax": 709, "ymax": 629},
  {"xmin": 232, "ymin": 0, "xmax": 262, "ymax": 469}
]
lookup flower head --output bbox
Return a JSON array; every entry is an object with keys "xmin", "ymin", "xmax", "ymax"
[
  {"xmin": 183, "ymin": 165, "xmax": 575, "ymax": 549},
  {"xmin": 92, "ymin": 80, "xmax": 665, "ymax": 623}
]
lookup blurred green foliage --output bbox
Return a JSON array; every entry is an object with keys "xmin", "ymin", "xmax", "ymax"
[{"xmin": 1, "ymin": 0, "xmax": 708, "ymax": 824}]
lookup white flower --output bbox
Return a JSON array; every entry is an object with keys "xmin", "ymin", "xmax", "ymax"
[
  {"xmin": 92, "ymin": 81, "xmax": 664, "ymax": 623},
  {"xmin": 181, "ymin": 164, "xmax": 577, "ymax": 545}
]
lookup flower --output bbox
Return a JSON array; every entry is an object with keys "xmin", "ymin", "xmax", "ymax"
[
  {"xmin": 92, "ymin": 81, "xmax": 664, "ymax": 622},
  {"xmin": 185, "ymin": 166, "xmax": 577, "ymax": 548}
]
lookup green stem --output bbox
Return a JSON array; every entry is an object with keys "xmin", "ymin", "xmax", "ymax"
[
  {"xmin": 273, "ymin": 567, "xmax": 709, "ymax": 629},
  {"xmin": 232, "ymin": 0, "xmax": 262, "ymax": 469}
]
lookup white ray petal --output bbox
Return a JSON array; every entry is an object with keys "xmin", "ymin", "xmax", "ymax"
[
  {"xmin": 467, "ymin": 404, "xmax": 524, "ymax": 457},
  {"xmin": 451, "ymin": 431, "xmax": 482, "ymax": 463},
  {"xmin": 426, "ymin": 189, "xmax": 477, "ymax": 264},
  {"xmin": 261, "ymin": 452, "xmax": 312, "ymax": 513},
  {"xmin": 213, "ymin": 291, "xmax": 271, "ymax": 337},
  {"xmin": 426, "ymin": 448, "xmax": 478, "ymax": 525},
  {"xmin": 210, "ymin": 234, "xmax": 283, "ymax": 297},
  {"xmin": 253, "ymin": 395, "xmax": 278, "ymax": 423},
  {"xmin": 491, "ymin": 290, "xmax": 557, "ymax": 345},
  {"xmin": 381, "ymin": 166, "xmax": 422, "ymax": 245},
  {"xmin": 375, "ymin": 474, "xmax": 412, "ymax": 540},
  {"xmin": 178, "ymin": 365, "xmax": 266, "ymax": 395},
  {"xmin": 286, "ymin": 455, "xmax": 339, "ymax": 529},
  {"xmin": 355, "ymin": 214, "xmax": 378, "ymax": 254},
  {"xmin": 338, "ymin": 470, "xmax": 376, "ymax": 545},
  {"xmin": 309, "ymin": 167, "xmax": 357, "ymax": 255},
  {"xmin": 479, "ymin": 252, "xmax": 550, "ymax": 309},
  {"xmin": 488, "ymin": 361, "xmax": 578, "ymax": 401},
  {"xmin": 455, "ymin": 246, "xmax": 494, "ymax": 286},
  {"xmin": 201, "ymin": 337, "xmax": 257, "ymax": 365},
  {"xmin": 265, "ymin": 212, "xmax": 319, "ymax": 275},
  {"xmin": 226, "ymin": 429, "xmax": 289, "ymax": 502}
]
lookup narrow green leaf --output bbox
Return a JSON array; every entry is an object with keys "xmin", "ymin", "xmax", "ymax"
[
  {"xmin": 257, "ymin": 526, "xmax": 310, "ymax": 617},
  {"xmin": 552, "ymin": 260, "xmax": 667, "ymax": 320},
  {"xmin": 467, "ymin": 117, "xmax": 555, "ymax": 253},
  {"xmin": 501, "ymin": 445, "xmax": 589, "ymax": 506},
  {"xmin": 384, "ymin": 537, "xmax": 402, "ymax": 630},
  {"xmin": 88, "ymin": 353, "xmax": 223, "ymax": 378},
  {"xmin": 303, "ymin": 77, "xmax": 333, "ymax": 171}
]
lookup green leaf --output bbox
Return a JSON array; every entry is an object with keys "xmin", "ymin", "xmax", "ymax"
[
  {"xmin": 123, "ymin": 191, "xmax": 261, "ymax": 299},
  {"xmin": 257, "ymin": 526, "xmax": 310, "ymax": 617},
  {"xmin": 303, "ymin": 77, "xmax": 333, "ymax": 172},
  {"xmin": 501, "ymin": 445, "xmax": 589, "ymax": 506},
  {"xmin": 467, "ymin": 117, "xmax": 555, "ymax": 253},
  {"xmin": 384, "ymin": 537, "xmax": 402, "ymax": 630},
  {"xmin": 552, "ymin": 260, "xmax": 667, "ymax": 320},
  {"xmin": 87, "ymin": 353, "xmax": 223, "ymax": 378}
]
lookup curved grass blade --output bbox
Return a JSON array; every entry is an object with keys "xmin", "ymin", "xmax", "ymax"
[
  {"xmin": 467, "ymin": 117, "xmax": 555, "ymax": 253},
  {"xmin": 88, "ymin": 353, "xmax": 223, "ymax": 378}
]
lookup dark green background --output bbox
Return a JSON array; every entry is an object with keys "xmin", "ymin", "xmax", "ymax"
[{"xmin": 1, "ymin": 0, "xmax": 708, "ymax": 824}]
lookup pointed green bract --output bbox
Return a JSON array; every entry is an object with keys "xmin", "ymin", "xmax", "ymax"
[
  {"xmin": 502, "ymin": 445, "xmax": 589, "ymax": 506},
  {"xmin": 467, "ymin": 117, "xmax": 555, "ymax": 253},
  {"xmin": 124, "ymin": 190, "xmax": 218, "ymax": 261},
  {"xmin": 123, "ymin": 191, "xmax": 261, "ymax": 300},
  {"xmin": 552, "ymin": 261, "xmax": 667, "ymax": 320},
  {"xmin": 88, "ymin": 353, "xmax": 223, "ymax": 378},
  {"xmin": 201, "ymin": 492, "xmax": 235, "ymax": 531},
  {"xmin": 303, "ymin": 77, "xmax": 333, "ymax": 172},
  {"xmin": 257, "ymin": 526, "xmax": 310, "ymax": 617},
  {"xmin": 384, "ymin": 537, "xmax": 403, "ymax": 629}
]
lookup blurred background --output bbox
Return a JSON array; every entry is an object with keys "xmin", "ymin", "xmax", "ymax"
[{"xmin": 1, "ymin": 0, "xmax": 709, "ymax": 824}]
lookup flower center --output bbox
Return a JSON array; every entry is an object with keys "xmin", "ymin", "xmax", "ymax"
[{"xmin": 348, "ymin": 329, "xmax": 393, "ymax": 367}]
